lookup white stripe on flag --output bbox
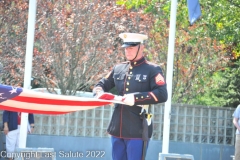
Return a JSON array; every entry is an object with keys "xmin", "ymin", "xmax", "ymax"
[{"xmin": 1, "ymin": 100, "xmax": 100, "ymax": 112}]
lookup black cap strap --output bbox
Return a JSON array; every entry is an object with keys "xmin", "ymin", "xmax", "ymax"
[
  {"xmin": 131, "ymin": 44, "xmax": 141, "ymax": 61},
  {"xmin": 123, "ymin": 42, "xmax": 141, "ymax": 47}
]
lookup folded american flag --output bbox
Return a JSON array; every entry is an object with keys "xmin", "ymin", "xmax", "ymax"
[{"xmin": 0, "ymin": 84, "xmax": 113, "ymax": 115}]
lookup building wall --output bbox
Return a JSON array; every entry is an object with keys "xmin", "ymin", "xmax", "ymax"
[
  {"xmin": 30, "ymin": 103, "xmax": 236, "ymax": 145},
  {"xmin": 0, "ymin": 103, "xmax": 236, "ymax": 160}
]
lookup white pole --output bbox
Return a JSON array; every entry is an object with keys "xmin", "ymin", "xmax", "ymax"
[
  {"xmin": 162, "ymin": 0, "xmax": 178, "ymax": 153},
  {"xmin": 19, "ymin": 0, "xmax": 37, "ymax": 148},
  {"xmin": 0, "ymin": 62, "xmax": 2, "ymax": 83}
]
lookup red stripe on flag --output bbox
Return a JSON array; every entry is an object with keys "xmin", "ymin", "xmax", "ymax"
[
  {"xmin": 0, "ymin": 105, "xmax": 70, "ymax": 115},
  {"xmin": 11, "ymin": 96, "xmax": 111, "ymax": 106}
]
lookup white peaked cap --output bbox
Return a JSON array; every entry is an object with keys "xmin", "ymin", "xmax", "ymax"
[
  {"xmin": 119, "ymin": 33, "xmax": 148, "ymax": 48},
  {"xmin": 119, "ymin": 33, "xmax": 148, "ymax": 43}
]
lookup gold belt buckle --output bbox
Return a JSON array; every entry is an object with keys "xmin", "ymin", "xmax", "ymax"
[{"xmin": 145, "ymin": 113, "xmax": 153, "ymax": 126}]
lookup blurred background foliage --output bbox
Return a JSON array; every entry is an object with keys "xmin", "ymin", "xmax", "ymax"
[{"xmin": 0, "ymin": 0, "xmax": 239, "ymax": 107}]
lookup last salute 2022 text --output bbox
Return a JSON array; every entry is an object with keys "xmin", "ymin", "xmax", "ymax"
[{"xmin": 58, "ymin": 150, "xmax": 105, "ymax": 158}]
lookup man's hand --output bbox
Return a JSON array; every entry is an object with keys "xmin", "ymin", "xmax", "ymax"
[
  {"xmin": 93, "ymin": 87, "xmax": 104, "ymax": 97},
  {"xmin": 96, "ymin": 92, "xmax": 135, "ymax": 106},
  {"xmin": 122, "ymin": 94, "xmax": 135, "ymax": 106},
  {"xmin": 3, "ymin": 126, "xmax": 9, "ymax": 135},
  {"xmin": 29, "ymin": 125, "xmax": 34, "ymax": 134}
]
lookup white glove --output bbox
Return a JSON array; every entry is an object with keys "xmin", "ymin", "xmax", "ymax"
[
  {"xmin": 122, "ymin": 94, "xmax": 135, "ymax": 106},
  {"xmin": 93, "ymin": 87, "xmax": 104, "ymax": 97}
]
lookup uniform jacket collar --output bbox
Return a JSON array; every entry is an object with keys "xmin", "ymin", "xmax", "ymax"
[{"xmin": 129, "ymin": 57, "xmax": 146, "ymax": 66}]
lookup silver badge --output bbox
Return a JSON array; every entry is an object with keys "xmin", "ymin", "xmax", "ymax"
[
  {"xmin": 143, "ymin": 75, "xmax": 147, "ymax": 80},
  {"xmin": 135, "ymin": 74, "xmax": 141, "ymax": 80}
]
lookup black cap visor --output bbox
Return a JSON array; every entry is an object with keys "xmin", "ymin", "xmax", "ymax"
[{"xmin": 121, "ymin": 42, "xmax": 140, "ymax": 48}]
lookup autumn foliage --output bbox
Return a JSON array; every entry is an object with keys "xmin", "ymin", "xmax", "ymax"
[
  {"xmin": 0, "ymin": 0, "xmax": 153, "ymax": 94},
  {"xmin": 0, "ymin": 0, "xmax": 237, "ymax": 106}
]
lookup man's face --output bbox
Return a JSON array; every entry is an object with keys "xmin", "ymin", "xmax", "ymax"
[{"xmin": 124, "ymin": 45, "xmax": 144, "ymax": 61}]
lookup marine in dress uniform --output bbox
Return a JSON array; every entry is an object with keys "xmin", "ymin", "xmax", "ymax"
[{"xmin": 93, "ymin": 33, "xmax": 168, "ymax": 160}]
